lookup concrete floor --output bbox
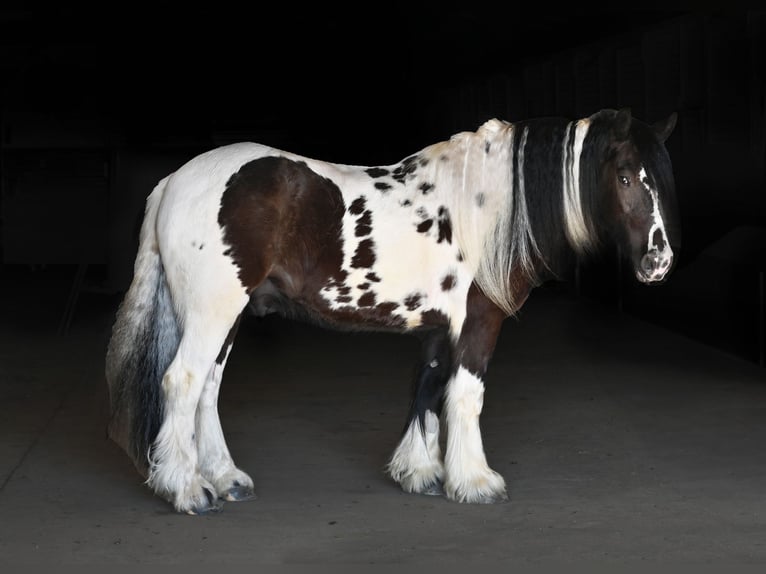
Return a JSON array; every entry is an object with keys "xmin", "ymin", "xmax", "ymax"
[{"xmin": 1, "ymin": 267, "xmax": 765, "ymax": 564}]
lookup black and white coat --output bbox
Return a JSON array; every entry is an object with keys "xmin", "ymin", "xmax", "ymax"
[{"xmin": 106, "ymin": 108, "xmax": 678, "ymax": 514}]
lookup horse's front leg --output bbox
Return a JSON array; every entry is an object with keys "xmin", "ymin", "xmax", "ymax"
[{"xmin": 443, "ymin": 286, "xmax": 513, "ymax": 504}]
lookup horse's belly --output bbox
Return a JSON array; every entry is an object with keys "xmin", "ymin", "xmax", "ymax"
[{"xmin": 250, "ymin": 275, "xmax": 458, "ymax": 333}]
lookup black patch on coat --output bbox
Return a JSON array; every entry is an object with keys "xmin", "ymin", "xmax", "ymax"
[
  {"xmin": 485, "ymin": 141, "xmax": 491, "ymax": 154},
  {"xmin": 419, "ymin": 182, "xmax": 435, "ymax": 194},
  {"xmin": 417, "ymin": 219, "xmax": 433, "ymax": 233},
  {"xmin": 215, "ymin": 315, "xmax": 242, "ymax": 365},
  {"xmin": 475, "ymin": 192, "xmax": 485, "ymax": 207},
  {"xmin": 436, "ymin": 207, "xmax": 452, "ymax": 244},
  {"xmin": 392, "ymin": 155, "xmax": 419, "ymax": 184},
  {"xmin": 441, "ymin": 274, "xmax": 456, "ymax": 291},
  {"xmin": 355, "ymin": 210, "xmax": 373, "ymax": 237},
  {"xmin": 404, "ymin": 293, "xmax": 423, "ymax": 311},
  {"xmin": 401, "ymin": 199, "xmax": 412, "ymax": 207},
  {"xmin": 349, "ymin": 196, "xmax": 366, "ymax": 215},
  {"xmin": 358, "ymin": 291, "xmax": 376, "ymax": 307},
  {"xmin": 375, "ymin": 181, "xmax": 392, "ymax": 192},
  {"xmin": 351, "ymin": 239, "xmax": 376, "ymax": 268},
  {"xmin": 366, "ymin": 272, "xmax": 381, "ymax": 282},
  {"xmin": 366, "ymin": 167, "xmax": 390, "ymax": 178},
  {"xmin": 376, "ymin": 301, "xmax": 400, "ymax": 315}
]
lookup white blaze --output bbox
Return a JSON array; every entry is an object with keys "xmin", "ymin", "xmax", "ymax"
[{"xmin": 639, "ymin": 167, "xmax": 672, "ymax": 258}]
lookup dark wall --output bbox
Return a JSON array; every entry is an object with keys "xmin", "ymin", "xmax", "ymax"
[{"xmin": 1, "ymin": 8, "xmax": 764, "ymax": 361}]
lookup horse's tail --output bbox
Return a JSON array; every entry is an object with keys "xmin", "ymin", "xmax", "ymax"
[{"xmin": 105, "ymin": 175, "xmax": 180, "ymax": 477}]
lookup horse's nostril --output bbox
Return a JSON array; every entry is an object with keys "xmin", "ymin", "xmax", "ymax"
[
  {"xmin": 640, "ymin": 251, "xmax": 672, "ymax": 279},
  {"xmin": 640, "ymin": 253, "xmax": 658, "ymax": 274}
]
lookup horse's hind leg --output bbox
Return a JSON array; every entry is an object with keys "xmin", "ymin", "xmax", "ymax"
[
  {"xmin": 148, "ymin": 294, "xmax": 249, "ymax": 514},
  {"xmin": 387, "ymin": 327, "xmax": 451, "ymax": 495},
  {"xmin": 196, "ymin": 314, "xmax": 255, "ymax": 502}
]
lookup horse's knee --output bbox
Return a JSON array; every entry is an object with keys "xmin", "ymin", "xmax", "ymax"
[{"xmin": 162, "ymin": 364, "xmax": 202, "ymax": 409}]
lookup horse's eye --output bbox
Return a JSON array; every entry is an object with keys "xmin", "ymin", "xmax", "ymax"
[{"xmin": 618, "ymin": 175, "xmax": 630, "ymax": 186}]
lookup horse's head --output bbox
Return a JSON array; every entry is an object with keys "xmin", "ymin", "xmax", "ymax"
[{"xmin": 599, "ymin": 108, "xmax": 680, "ymax": 284}]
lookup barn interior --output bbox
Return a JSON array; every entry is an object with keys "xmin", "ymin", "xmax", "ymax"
[{"xmin": 1, "ymin": 6, "xmax": 765, "ymax": 564}]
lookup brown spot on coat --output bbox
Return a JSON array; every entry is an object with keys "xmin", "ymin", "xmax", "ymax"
[
  {"xmin": 219, "ymin": 156, "xmax": 345, "ymax": 292},
  {"xmin": 441, "ymin": 274, "xmax": 456, "ymax": 291},
  {"xmin": 375, "ymin": 301, "xmax": 400, "ymax": 315},
  {"xmin": 420, "ymin": 309, "xmax": 449, "ymax": 326},
  {"xmin": 454, "ymin": 284, "xmax": 526, "ymax": 375}
]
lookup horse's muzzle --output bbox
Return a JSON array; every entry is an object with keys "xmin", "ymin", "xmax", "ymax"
[{"xmin": 637, "ymin": 249, "xmax": 673, "ymax": 283}]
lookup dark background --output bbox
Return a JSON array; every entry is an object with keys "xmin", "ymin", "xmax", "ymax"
[{"xmin": 1, "ymin": 6, "xmax": 764, "ymax": 364}]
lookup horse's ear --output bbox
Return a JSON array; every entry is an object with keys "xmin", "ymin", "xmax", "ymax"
[
  {"xmin": 653, "ymin": 112, "xmax": 678, "ymax": 143},
  {"xmin": 613, "ymin": 108, "xmax": 632, "ymax": 140}
]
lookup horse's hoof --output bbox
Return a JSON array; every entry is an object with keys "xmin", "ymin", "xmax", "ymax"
[
  {"xmin": 444, "ymin": 470, "xmax": 508, "ymax": 504},
  {"xmin": 221, "ymin": 482, "xmax": 256, "ymax": 502},
  {"xmin": 447, "ymin": 488, "xmax": 508, "ymax": 505},
  {"xmin": 186, "ymin": 501, "xmax": 224, "ymax": 515},
  {"xmin": 475, "ymin": 490, "xmax": 509, "ymax": 504},
  {"xmin": 184, "ymin": 486, "xmax": 224, "ymax": 515},
  {"xmin": 419, "ymin": 480, "xmax": 445, "ymax": 497},
  {"xmin": 210, "ymin": 469, "xmax": 256, "ymax": 502}
]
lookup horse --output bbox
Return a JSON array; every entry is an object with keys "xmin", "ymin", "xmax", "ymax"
[{"xmin": 105, "ymin": 108, "xmax": 679, "ymax": 514}]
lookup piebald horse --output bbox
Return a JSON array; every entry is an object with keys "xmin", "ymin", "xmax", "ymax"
[{"xmin": 106, "ymin": 108, "xmax": 679, "ymax": 514}]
